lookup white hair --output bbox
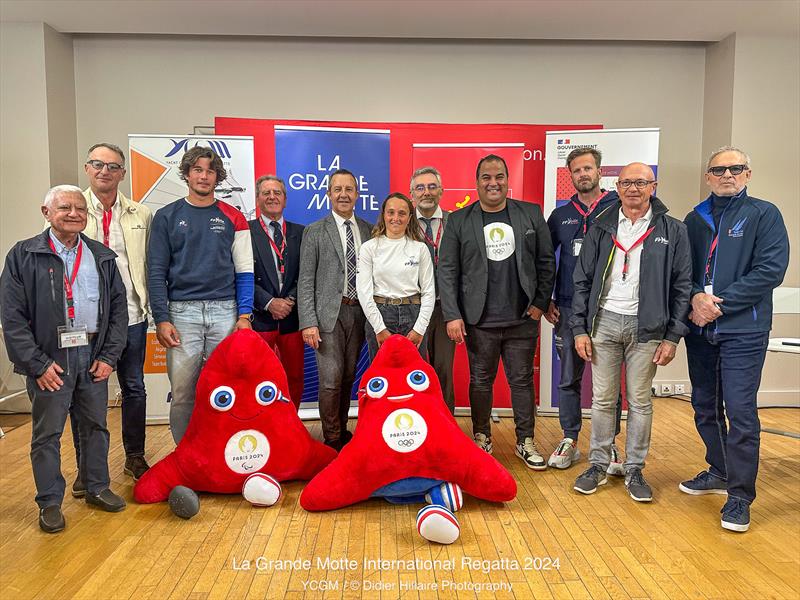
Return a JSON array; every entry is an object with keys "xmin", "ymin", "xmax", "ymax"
[
  {"xmin": 43, "ymin": 184, "xmax": 83, "ymax": 208},
  {"xmin": 707, "ymin": 146, "xmax": 751, "ymax": 170}
]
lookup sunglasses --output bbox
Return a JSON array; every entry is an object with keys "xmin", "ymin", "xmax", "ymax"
[{"xmin": 707, "ymin": 164, "xmax": 748, "ymax": 177}]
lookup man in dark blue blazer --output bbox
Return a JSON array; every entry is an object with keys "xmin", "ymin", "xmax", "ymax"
[{"xmin": 249, "ymin": 175, "xmax": 305, "ymax": 408}]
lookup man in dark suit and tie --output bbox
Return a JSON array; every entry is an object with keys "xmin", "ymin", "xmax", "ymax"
[
  {"xmin": 438, "ymin": 155, "xmax": 556, "ymax": 469},
  {"xmin": 298, "ymin": 169, "xmax": 373, "ymax": 450},
  {"xmin": 411, "ymin": 166, "xmax": 456, "ymax": 413},
  {"xmin": 249, "ymin": 175, "xmax": 305, "ymax": 408}
]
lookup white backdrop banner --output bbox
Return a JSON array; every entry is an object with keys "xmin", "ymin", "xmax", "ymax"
[
  {"xmin": 128, "ymin": 134, "xmax": 255, "ymax": 218},
  {"xmin": 539, "ymin": 128, "xmax": 661, "ymax": 415}
]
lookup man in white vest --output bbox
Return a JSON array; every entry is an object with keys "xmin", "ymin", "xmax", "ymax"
[{"xmin": 73, "ymin": 143, "xmax": 153, "ymax": 492}]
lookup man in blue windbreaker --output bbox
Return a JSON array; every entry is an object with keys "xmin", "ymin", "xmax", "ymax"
[{"xmin": 680, "ymin": 146, "xmax": 789, "ymax": 533}]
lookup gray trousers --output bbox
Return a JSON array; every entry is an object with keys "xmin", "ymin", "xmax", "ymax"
[
  {"xmin": 27, "ymin": 341, "xmax": 110, "ymax": 507},
  {"xmin": 589, "ymin": 309, "xmax": 660, "ymax": 471},
  {"xmin": 316, "ymin": 303, "xmax": 366, "ymax": 443}
]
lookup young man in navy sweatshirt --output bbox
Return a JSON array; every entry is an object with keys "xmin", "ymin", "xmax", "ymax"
[{"xmin": 147, "ymin": 147, "xmax": 254, "ymax": 444}]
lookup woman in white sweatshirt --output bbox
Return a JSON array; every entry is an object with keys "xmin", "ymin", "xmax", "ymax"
[{"xmin": 357, "ymin": 193, "xmax": 435, "ymax": 360}]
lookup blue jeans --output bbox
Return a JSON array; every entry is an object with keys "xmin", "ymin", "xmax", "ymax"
[
  {"xmin": 71, "ymin": 320, "xmax": 148, "ymax": 463},
  {"xmin": 27, "ymin": 341, "xmax": 110, "ymax": 507},
  {"xmin": 167, "ymin": 299, "xmax": 237, "ymax": 444},
  {"xmin": 588, "ymin": 310, "xmax": 659, "ymax": 471},
  {"xmin": 366, "ymin": 303, "xmax": 428, "ymax": 361},
  {"xmin": 685, "ymin": 330, "xmax": 768, "ymax": 504},
  {"xmin": 465, "ymin": 319, "xmax": 539, "ymax": 443},
  {"xmin": 555, "ymin": 304, "xmax": 622, "ymax": 441}
]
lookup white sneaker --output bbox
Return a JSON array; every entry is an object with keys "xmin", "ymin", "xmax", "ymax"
[
  {"xmin": 607, "ymin": 443, "xmax": 625, "ymax": 476},
  {"xmin": 548, "ymin": 437, "xmax": 581, "ymax": 469},
  {"xmin": 474, "ymin": 432, "xmax": 493, "ymax": 454},
  {"xmin": 515, "ymin": 437, "xmax": 547, "ymax": 470}
]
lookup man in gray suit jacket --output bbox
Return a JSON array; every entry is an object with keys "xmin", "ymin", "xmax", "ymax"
[
  {"xmin": 298, "ymin": 169, "xmax": 373, "ymax": 451},
  {"xmin": 438, "ymin": 155, "xmax": 556, "ymax": 470},
  {"xmin": 411, "ymin": 166, "xmax": 456, "ymax": 414}
]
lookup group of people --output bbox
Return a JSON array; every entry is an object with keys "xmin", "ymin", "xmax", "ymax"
[{"xmin": 0, "ymin": 142, "xmax": 788, "ymax": 536}]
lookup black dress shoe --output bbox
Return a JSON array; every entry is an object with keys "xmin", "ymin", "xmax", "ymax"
[
  {"xmin": 39, "ymin": 505, "xmax": 65, "ymax": 533},
  {"xmin": 340, "ymin": 430, "xmax": 353, "ymax": 445},
  {"xmin": 124, "ymin": 455, "xmax": 150, "ymax": 481},
  {"xmin": 85, "ymin": 489, "xmax": 127, "ymax": 512},
  {"xmin": 72, "ymin": 476, "xmax": 86, "ymax": 498}
]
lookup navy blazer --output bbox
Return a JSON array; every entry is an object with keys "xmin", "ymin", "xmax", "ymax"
[{"xmin": 249, "ymin": 217, "xmax": 305, "ymax": 333}]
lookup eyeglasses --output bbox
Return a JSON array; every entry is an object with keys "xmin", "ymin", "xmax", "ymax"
[
  {"xmin": 617, "ymin": 179, "xmax": 656, "ymax": 189},
  {"xmin": 707, "ymin": 164, "xmax": 748, "ymax": 177},
  {"xmin": 86, "ymin": 160, "xmax": 124, "ymax": 172},
  {"xmin": 413, "ymin": 183, "xmax": 441, "ymax": 193}
]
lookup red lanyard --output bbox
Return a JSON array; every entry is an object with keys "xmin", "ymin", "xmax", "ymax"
[
  {"xmin": 704, "ymin": 235, "xmax": 719, "ymax": 282},
  {"xmin": 259, "ymin": 218, "xmax": 286, "ymax": 274},
  {"xmin": 612, "ymin": 226, "xmax": 655, "ymax": 281},
  {"xmin": 48, "ymin": 238, "xmax": 83, "ymax": 322},
  {"xmin": 102, "ymin": 209, "xmax": 112, "ymax": 247},
  {"xmin": 571, "ymin": 191, "xmax": 608, "ymax": 235},
  {"xmin": 421, "ymin": 219, "xmax": 443, "ymax": 265}
]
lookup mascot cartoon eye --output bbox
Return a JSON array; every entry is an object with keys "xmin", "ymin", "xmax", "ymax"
[
  {"xmin": 366, "ymin": 377, "xmax": 388, "ymax": 398},
  {"xmin": 210, "ymin": 385, "xmax": 236, "ymax": 411},
  {"xmin": 406, "ymin": 370, "xmax": 429, "ymax": 391},
  {"xmin": 255, "ymin": 381, "xmax": 280, "ymax": 405}
]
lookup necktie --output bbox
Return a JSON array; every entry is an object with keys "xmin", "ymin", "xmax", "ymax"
[
  {"xmin": 344, "ymin": 220, "xmax": 357, "ymax": 298},
  {"xmin": 270, "ymin": 220, "xmax": 283, "ymax": 248},
  {"xmin": 420, "ymin": 217, "xmax": 435, "ymax": 263}
]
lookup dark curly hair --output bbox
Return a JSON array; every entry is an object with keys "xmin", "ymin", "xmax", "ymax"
[{"xmin": 179, "ymin": 146, "xmax": 227, "ymax": 183}]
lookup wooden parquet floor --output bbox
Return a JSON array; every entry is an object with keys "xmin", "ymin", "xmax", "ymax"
[{"xmin": 1, "ymin": 399, "xmax": 798, "ymax": 599}]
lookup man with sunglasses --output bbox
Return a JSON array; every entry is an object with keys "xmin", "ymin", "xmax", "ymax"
[
  {"xmin": 70, "ymin": 144, "xmax": 152, "ymax": 490},
  {"xmin": 680, "ymin": 147, "xmax": 789, "ymax": 532},
  {"xmin": 410, "ymin": 166, "xmax": 455, "ymax": 413},
  {"xmin": 569, "ymin": 162, "xmax": 691, "ymax": 503}
]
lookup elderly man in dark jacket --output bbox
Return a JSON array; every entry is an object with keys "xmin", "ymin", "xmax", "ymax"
[
  {"xmin": 1, "ymin": 185, "xmax": 129, "ymax": 533},
  {"xmin": 569, "ymin": 163, "xmax": 691, "ymax": 503}
]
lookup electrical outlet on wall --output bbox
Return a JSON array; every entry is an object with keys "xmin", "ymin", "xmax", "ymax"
[
  {"xmin": 660, "ymin": 383, "xmax": 673, "ymax": 396},
  {"xmin": 674, "ymin": 383, "xmax": 686, "ymax": 395}
]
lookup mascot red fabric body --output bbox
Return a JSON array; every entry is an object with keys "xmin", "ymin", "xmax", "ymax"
[
  {"xmin": 300, "ymin": 335, "xmax": 516, "ymax": 543},
  {"xmin": 134, "ymin": 330, "xmax": 336, "ymax": 506}
]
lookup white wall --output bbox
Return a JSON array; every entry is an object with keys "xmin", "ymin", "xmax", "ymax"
[{"xmin": 70, "ymin": 36, "xmax": 707, "ymax": 215}]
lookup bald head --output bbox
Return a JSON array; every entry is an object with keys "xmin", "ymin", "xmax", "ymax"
[
  {"xmin": 618, "ymin": 162, "xmax": 655, "ymax": 181},
  {"xmin": 616, "ymin": 162, "xmax": 657, "ymax": 217}
]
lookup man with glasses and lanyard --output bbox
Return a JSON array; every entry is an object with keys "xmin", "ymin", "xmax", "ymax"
[
  {"xmin": 410, "ymin": 166, "xmax": 456, "ymax": 413},
  {"xmin": 544, "ymin": 147, "xmax": 624, "ymax": 472},
  {"xmin": 570, "ymin": 163, "xmax": 691, "ymax": 502},
  {"xmin": 249, "ymin": 175, "xmax": 305, "ymax": 408},
  {"xmin": 70, "ymin": 143, "xmax": 153, "ymax": 491},
  {"xmin": 680, "ymin": 147, "xmax": 789, "ymax": 532}
]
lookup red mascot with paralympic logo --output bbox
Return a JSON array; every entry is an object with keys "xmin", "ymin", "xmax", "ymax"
[
  {"xmin": 301, "ymin": 334, "xmax": 517, "ymax": 544},
  {"xmin": 134, "ymin": 329, "xmax": 336, "ymax": 516}
]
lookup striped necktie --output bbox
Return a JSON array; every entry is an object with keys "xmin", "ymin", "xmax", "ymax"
[{"xmin": 344, "ymin": 220, "xmax": 357, "ymax": 298}]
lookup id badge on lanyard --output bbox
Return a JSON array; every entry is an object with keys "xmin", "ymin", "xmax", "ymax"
[
  {"xmin": 572, "ymin": 238, "xmax": 583, "ymax": 257},
  {"xmin": 50, "ymin": 238, "xmax": 89, "ymax": 348},
  {"xmin": 58, "ymin": 325, "xmax": 88, "ymax": 348}
]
